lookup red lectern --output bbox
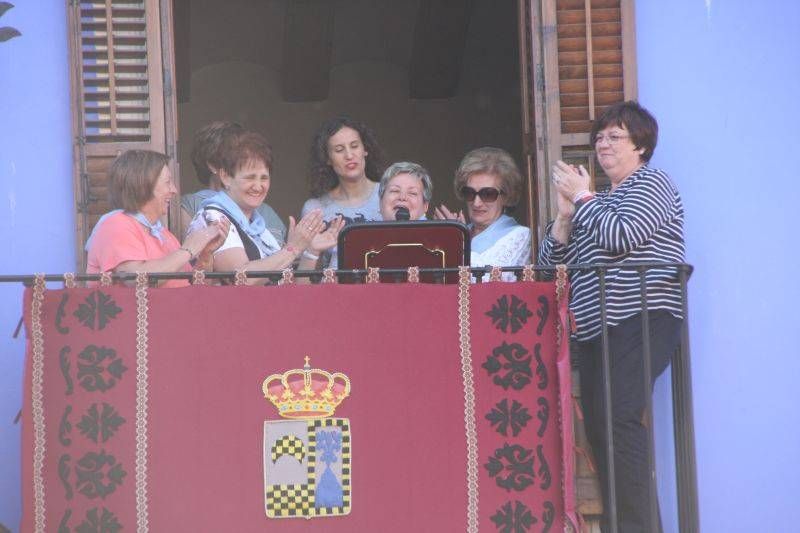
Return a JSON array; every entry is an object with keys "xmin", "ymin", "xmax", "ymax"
[{"xmin": 337, "ymin": 220, "xmax": 471, "ymax": 283}]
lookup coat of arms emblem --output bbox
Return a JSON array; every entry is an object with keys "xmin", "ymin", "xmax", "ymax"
[{"xmin": 261, "ymin": 357, "xmax": 352, "ymax": 519}]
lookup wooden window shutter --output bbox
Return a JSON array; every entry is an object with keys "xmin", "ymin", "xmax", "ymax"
[
  {"xmin": 67, "ymin": 0, "xmax": 178, "ymax": 270},
  {"xmin": 520, "ymin": 0, "xmax": 637, "ymax": 238}
]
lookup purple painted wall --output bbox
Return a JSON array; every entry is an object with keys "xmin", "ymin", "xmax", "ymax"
[
  {"xmin": 1, "ymin": 1, "xmax": 798, "ymax": 531},
  {"xmin": 638, "ymin": 1, "xmax": 800, "ymax": 531},
  {"xmin": 0, "ymin": 1, "xmax": 74, "ymax": 529}
]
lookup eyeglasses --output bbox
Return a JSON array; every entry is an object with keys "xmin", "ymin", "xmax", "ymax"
[
  {"xmin": 594, "ymin": 133, "xmax": 630, "ymax": 145},
  {"xmin": 459, "ymin": 186, "xmax": 504, "ymax": 203}
]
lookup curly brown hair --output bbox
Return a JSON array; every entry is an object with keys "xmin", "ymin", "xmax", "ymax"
[{"xmin": 308, "ymin": 116, "xmax": 386, "ymax": 197}]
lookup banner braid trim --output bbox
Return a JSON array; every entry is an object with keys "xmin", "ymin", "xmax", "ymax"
[
  {"xmin": 135, "ymin": 273, "xmax": 151, "ymax": 532},
  {"xmin": 457, "ymin": 266, "xmax": 479, "ymax": 532},
  {"xmin": 30, "ymin": 274, "xmax": 47, "ymax": 533}
]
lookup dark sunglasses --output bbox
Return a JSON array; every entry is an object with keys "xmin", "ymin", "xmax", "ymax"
[{"xmin": 459, "ymin": 186, "xmax": 504, "ymax": 203}]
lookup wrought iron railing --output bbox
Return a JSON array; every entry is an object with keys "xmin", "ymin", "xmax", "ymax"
[{"xmin": 2, "ymin": 262, "xmax": 697, "ymax": 532}]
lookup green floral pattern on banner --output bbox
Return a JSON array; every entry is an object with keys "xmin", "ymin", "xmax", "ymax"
[
  {"xmin": 75, "ymin": 451, "xmax": 127, "ymax": 500},
  {"xmin": 77, "ymin": 345, "xmax": 127, "ymax": 392},
  {"xmin": 78, "ymin": 403, "xmax": 126, "ymax": 444},
  {"xmin": 482, "ymin": 292, "xmax": 562, "ymax": 531},
  {"xmin": 60, "ymin": 346, "xmax": 74, "ymax": 395},
  {"xmin": 74, "ymin": 291, "xmax": 122, "ymax": 331},
  {"xmin": 51, "ymin": 288, "xmax": 129, "ymax": 530},
  {"xmin": 59, "ymin": 454, "xmax": 72, "ymax": 500},
  {"xmin": 76, "ymin": 507, "xmax": 123, "ymax": 533},
  {"xmin": 59, "ymin": 405, "xmax": 73, "ymax": 446}
]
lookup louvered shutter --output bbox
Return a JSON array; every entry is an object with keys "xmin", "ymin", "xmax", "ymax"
[
  {"xmin": 67, "ymin": 0, "xmax": 178, "ymax": 269},
  {"xmin": 522, "ymin": 0, "xmax": 637, "ymax": 236}
]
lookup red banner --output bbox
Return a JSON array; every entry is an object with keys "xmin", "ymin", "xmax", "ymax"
[{"xmin": 22, "ymin": 275, "xmax": 577, "ymax": 532}]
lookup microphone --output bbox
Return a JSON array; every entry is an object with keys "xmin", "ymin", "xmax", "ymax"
[{"xmin": 395, "ymin": 206, "xmax": 410, "ymax": 221}]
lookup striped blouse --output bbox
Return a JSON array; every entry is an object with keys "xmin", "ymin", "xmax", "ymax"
[{"xmin": 538, "ymin": 165, "xmax": 685, "ymax": 341}]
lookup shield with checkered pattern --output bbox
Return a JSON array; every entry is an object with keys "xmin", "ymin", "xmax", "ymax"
[{"xmin": 263, "ymin": 418, "xmax": 352, "ymax": 519}]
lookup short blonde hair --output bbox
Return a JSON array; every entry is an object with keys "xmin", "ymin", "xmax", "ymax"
[
  {"xmin": 454, "ymin": 147, "xmax": 523, "ymax": 207},
  {"xmin": 109, "ymin": 150, "xmax": 170, "ymax": 212}
]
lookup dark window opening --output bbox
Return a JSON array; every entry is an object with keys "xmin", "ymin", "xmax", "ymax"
[{"xmin": 172, "ymin": 0, "xmax": 525, "ymax": 226}]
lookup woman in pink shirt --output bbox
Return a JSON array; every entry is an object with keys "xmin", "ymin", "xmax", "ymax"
[{"xmin": 87, "ymin": 150, "xmax": 228, "ymax": 287}]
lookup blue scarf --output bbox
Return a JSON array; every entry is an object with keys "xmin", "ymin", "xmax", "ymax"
[
  {"xmin": 130, "ymin": 212, "xmax": 164, "ymax": 242},
  {"xmin": 200, "ymin": 191, "xmax": 279, "ymax": 256},
  {"xmin": 85, "ymin": 210, "xmax": 164, "ymax": 251},
  {"xmin": 470, "ymin": 214, "xmax": 519, "ymax": 254}
]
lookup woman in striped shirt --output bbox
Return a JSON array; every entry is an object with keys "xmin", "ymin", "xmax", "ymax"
[{"xmin": 539, "ymin": 101, "xmax": 684, "ymax": 533}]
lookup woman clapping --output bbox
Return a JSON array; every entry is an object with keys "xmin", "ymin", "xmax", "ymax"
[
  {"xmin": 86, "ymin": 150, "xmax": 229, "ymax": 287},
  {"xmin": 435, "ymin": 147, "xmax": 531, "ymax": 280},
  {"xmin": 539, "ymin": 101, "xmax": 685, "ymax": 532},
  {"xmin": 189, "ymin": 131, "xmax": 343, "ymax": 283}
]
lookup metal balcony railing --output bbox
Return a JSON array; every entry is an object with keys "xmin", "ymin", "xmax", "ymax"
[{"xmin": 1, "ymin": 262, "xmax": 698, "ymax": 532}]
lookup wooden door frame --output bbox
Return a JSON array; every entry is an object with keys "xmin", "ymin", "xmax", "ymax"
[
  {"xmin": 70, "ymin": 1, "xmax": 636, "ymax": 269},
  {"xmin": 67, "ymin": 0, "xmax": 180, "ymax": 270},
  {"xmin": 518, "ymin": 0, "xmax": 638, "ymax": 247},
  {"xmin": 159, "ymin": 0, "xmax": 181, "ymax": 236}
]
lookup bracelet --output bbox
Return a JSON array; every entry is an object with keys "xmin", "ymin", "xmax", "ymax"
[
  {"xmin": 573, "ymin": 191, "xmax": 595, "ymax": 210},
  {"xmin": 302, "ymin": 250, "xmax": 319, "ymax": 261},
  {"xmin": 179, "ymin": 247, "xmax": 196, "ymax": 261},
  {"xmin": 283, "ymin": 245, "xmax": 300, "ymax": 258},
  {"xmin": 572, "ymin": 190, "xmax": 594, "ymax": 204}
]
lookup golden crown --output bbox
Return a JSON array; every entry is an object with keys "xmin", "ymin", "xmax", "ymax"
[{"xmin": 262, "ymin": 357, "xmax": 351, "ymax": 419}]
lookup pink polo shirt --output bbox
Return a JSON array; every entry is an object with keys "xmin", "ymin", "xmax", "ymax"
[{"xmin": 87, "ymin": 211, "xmax": 190, "ymax": 288}]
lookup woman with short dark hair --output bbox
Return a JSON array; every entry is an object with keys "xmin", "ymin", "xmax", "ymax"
[
  {"xmin": 302, "ymin": 116, "xmax": 386, "ymax": 267},
  {"xmin": 539, "ymin": 100, "xmax": 684, "ymax": 532},
  {"xmin": 86, "ymin": 150, "xmax": 229, "ymax": 287},
  {"xmin": 180, "ymin": 121, "xmax": 286, "ymax": 243},
  {"xmin": 188, "ymin": 131, "xmax": 343, "ymax": 283}
]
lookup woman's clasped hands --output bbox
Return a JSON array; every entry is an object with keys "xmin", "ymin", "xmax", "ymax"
[
  {"xmin": 551, "ymin": 160, "xmax": 591, "ymax": 219},
  {"xmin": 184, "ymin": 216, "xmax": 231, "ymax": 263},
  {"xmin": 285, "ymin": 209, "xmax": 345, "ymax": 258}
]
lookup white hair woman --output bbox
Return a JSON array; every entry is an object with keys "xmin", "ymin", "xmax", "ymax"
[{"xmin": 378, "ymin": 161, "xmax": 433, "ymax": 221}]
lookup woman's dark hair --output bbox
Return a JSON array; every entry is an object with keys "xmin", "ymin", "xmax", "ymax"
[
  {"xmin": 109, "ymin": 149, "xmax": 170, "ymax": 212},
  {"xmin": 218, "ymin": 131, "xmax": 273, "ymax": 178},
  {"xmin": 590, "ymin": 100, "xmax": 658, "ymax": 162},
  {"xmin": 190, "ymin": 121, "xmax": 244, "ymax": 185},
  {"xmin": 308, "ymin": 116, "xmax": 386, "ymax": 197}
]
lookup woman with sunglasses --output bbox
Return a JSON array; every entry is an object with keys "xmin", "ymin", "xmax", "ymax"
[{"xmin": 435, "ymin": 147, "xmax": 530, "ymax": 280}]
